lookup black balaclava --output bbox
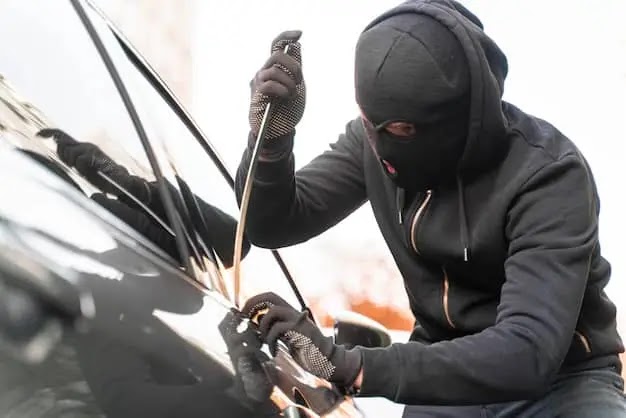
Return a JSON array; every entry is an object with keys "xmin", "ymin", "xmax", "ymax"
[{"xmin": 355, "ymin": 13, "xmax": 471, "ymax": 191}]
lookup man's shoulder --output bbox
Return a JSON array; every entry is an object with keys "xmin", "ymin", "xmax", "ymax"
[
  {"xmin": 497, "ymin": 102, "xmax": 594, "ymax": 194},
  {"xmin": 503, "ymin": 102, "xmax": 582, "ymax": 164}
]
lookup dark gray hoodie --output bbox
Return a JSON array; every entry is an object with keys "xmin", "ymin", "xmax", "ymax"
[{"xmin": 236, "ymin": 0, "xmax": 623, "ymax": 405}]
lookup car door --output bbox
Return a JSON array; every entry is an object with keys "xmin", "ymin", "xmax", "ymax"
[{"xmin": 0, "ymin": 1, "xmax": 278, "ymax": 417}]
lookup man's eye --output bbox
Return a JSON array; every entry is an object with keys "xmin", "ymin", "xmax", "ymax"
[{"xmin": 385, "ymin": 122, "xmax": 416, "ymax": 137}]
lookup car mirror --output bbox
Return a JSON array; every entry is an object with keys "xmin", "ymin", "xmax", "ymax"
[{"xmin": 332, "ymin": 310, "xmax": 392, "ymax": 349}]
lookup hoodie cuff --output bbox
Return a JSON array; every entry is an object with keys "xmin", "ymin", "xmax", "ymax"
[
  {"xmin": 247, "ymin": 130, "xmax": 295, "ymax": 162},
  {"xmin": 332, "ymin": 346, "xmax": 363, "ymax": 389},
  {"xmin": 245, "ymin": 131, "xmax": 295, "ymax": 184},
  {"xmin": 357, "ymin": 346, "xmax": 401, "ymax": 400}
]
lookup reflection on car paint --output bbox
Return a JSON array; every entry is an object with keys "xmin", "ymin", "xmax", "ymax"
[
  {"xmin": 0, "ymin": 147, "xmax": 260, "ymax": 416},
  {"xmin": 0, "ymin": 74, "xmax": 50, "ymax": 132},
  {"xmin": 0, "ymin": 152, "xmax": 118, "ymax": 254},
  {"xmin": 19, "ymin": 229, "xmax": 124, "ymax": 281},
  {"xmin": 152, "ymin": 296, "xmax": 234, "ymax": 374}
]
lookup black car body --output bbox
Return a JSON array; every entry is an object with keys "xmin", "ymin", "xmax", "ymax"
[{"xmin": 0, "ymin": 1, "xmax": 384, "ymax": 416}]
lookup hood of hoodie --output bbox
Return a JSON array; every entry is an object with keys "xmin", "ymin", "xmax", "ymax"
[{"xmin": 360, "ymin": 0, "xmax": 509, "ymax": 179}]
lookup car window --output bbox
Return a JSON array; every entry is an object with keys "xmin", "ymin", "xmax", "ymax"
[
  {"xmin": 0, "ymin": 0, "xmax": 192, "ymax": 263},
  {"xmin": 0, "ymin": 1, "xmax": 152, "ymax": 178},
  {"xmin": 83, "ymin": 5, "xmax": 303, "ymax": 308}
]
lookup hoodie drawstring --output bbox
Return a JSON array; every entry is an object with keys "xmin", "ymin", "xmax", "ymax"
[
  {"xmin": 457, "ymin": 176, "xmax": 470, "ymax": 262},
  {"xmin": 396, "ymin": 187, "xmax": 405, "ymax": 224}
]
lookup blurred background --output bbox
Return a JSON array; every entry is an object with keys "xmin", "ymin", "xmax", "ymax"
[{"xmin": 96, "ymin": 0, "xmax": 626, "ymax": 337}]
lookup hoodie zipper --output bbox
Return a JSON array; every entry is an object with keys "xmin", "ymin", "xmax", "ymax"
[
  {"xmin": 406, "ymin": 191, "xmax": 455, "ymax": 329},
  {"xmin": 442, "ymin": 268, "xmax": 456, "ymax": 329},
  {"xmin": 403, "ymin": 190, "xmax": 455, "ymax": 329},
  {"xmin": 575, "ymin": 330, "xmax": 592, "ymax": 354},
  {"xmin": 409, "ymin": 190, "xmax": 433, "ymax": 254}
]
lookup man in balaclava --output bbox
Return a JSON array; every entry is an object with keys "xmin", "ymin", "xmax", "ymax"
[
  {"xmin": 356, "ymin": 13, "xmax": 471, "ymax": 194},
  {"xmin": 235, "ymin": 1, "xmax": 625, "ymax": 416}
]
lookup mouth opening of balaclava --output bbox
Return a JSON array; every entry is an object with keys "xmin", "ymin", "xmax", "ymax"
[{"xmin": 355, "ymin": 13, "xmax": 471, "ymax": 191}]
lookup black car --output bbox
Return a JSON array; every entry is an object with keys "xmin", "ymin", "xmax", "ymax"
[{"xmin": 0, "ymin": 1, "xmax": 395, "ymax": 417}]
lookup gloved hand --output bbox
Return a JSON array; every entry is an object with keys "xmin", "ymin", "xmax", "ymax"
[
  {"xmin": 242, "ymin": 292, "xmax": 363, "ymax": 390},
  {"xmin": 39, "ymin": 128, "xmax": 153, "ymax": 204},
  {"xmin": 91, "ymin": 193, "xmax": 179, "ymax": 259},
  {"xmin": 249, "ymin": 30, "xmax": 305, "ymax": 140},
  {"xmin": 218, "ymin": 308, "xmax": 279, "ymax": 414}
]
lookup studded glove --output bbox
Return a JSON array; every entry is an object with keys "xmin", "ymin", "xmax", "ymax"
[
  {"xmin": 242, "ymin": 292, "xmax": 362, "ymax": 390},
  {"xmin": 249, "ymin": 30, "xmax": 305, "ymax": 140}
]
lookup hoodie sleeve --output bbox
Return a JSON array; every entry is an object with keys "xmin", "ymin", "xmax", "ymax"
[
  {"xmin": 235, "ymin": 119, "xmax": 367, "ymax": 248},
  {"xmin": 358, "ymin": 153, "xmax": 597, "ymax": 405}
]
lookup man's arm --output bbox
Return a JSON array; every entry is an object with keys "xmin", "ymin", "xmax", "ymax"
[
  {"xmin": 235, "ymin": 118, "xmax": 368, "ymax": 248},
  {"xmin": 357, "ymin": 154, "xmax": 597, "ymax": 405}
]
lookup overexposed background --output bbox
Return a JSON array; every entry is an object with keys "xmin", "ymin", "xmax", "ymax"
[{"xmin": 99, "ymin": 0, "xmax": 626, "ymax": 335}]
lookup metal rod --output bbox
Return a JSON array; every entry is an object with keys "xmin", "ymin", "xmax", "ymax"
[{"xmin": 233, "ymin": 44, "xmax": 291, "ymax": 308}]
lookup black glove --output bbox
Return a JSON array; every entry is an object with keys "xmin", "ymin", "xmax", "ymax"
[
  {"xmin": 39, "ymin": 128, "xmax": 153, "ymax": 204},
  {"xmin": 249, "ymin": 30, "xmax": 305, "ymax": 140},
  {"xmin": 91, "ymin": 193, "xmax": 179, "ymax": 259},
  {"xmin": 242, "ymin": 292, "xmax": 362, "ymax": 390},
  {"xmin": 218, "ymin": 309, "xmax": 279, "ymax": 415}
]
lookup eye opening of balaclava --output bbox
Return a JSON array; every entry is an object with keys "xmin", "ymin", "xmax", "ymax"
[{"xmin": 355, "ymin": 12, "xmax": 471, "ymax": 192}]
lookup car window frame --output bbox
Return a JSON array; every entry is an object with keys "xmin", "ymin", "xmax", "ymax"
[
  {"xmin": 75, "ymin": 0, "xmax": 241, "ymax": 298},
  {"xmin": 70, "ymin": 0, "xmax": 197, "ymax": 273},
  {"xmin": 86, "ymin": 3, "xmax": 312, "ymax": 312}
]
